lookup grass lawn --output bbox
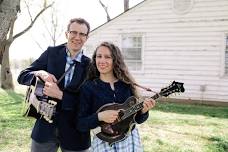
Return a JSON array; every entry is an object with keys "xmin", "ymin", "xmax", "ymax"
[
  {"xmin": 0, "ymin": 89, "xmax": 228, "ymax": 152},
  {"xmin": 140, "ymin": 103, "xmax": 228, "ymax": 152}
]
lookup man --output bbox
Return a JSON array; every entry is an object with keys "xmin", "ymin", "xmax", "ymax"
[{"xmin": 17, "ymin": 18, "xmax": 91, "ymax": 152}]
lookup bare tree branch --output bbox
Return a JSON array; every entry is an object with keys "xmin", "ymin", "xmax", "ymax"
[
  {"xmin": 12, "ymin": 1, "xmax": 54, "ymax": 42},
  {"xmin": 42, "ymin": 17, "xmax": 53, "ymax": 41},
  {"xmin": 24, "ymin": 0, "xmax": 33, "ymax": 22},
  {"xmin": 99, "ymin": 0, "xmax": 110, "ymax": 21},
  {"xmin": 33, "ymin": 38, "xmax": 45, "ymax": 51},
  {"xmin": 8, "ymin": 16, "xmax": 17, "ymax": 43},
  {"xmin": 51, "ymin": 11, "xmax": 57, "ymax": 45},
  {"xmin": 39, "ymin": 5, "xmax": 63, "ymax": 47},
  {"xmin": 43, "ymin": 0, "xmax": 47, "ymax": 8}
]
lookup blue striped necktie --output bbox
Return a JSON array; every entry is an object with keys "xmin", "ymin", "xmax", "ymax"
[{"xmin": 64, "ymin": 61, "xmax": 76, "ymax": 87}]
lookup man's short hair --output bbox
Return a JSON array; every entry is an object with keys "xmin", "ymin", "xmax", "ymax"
[{"xmin": 67, "ymin": 18, "xmax": 90, "ymax": 35}]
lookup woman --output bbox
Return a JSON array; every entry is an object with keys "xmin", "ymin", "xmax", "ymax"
[{"xmin": 77, "ymin": 42, "xmax": 155, "ymax": 151}]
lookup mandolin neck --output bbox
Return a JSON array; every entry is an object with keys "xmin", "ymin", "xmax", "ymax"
[{"xmin": 121, "ymin": 93, "xmax": 160, "ymax": 120}]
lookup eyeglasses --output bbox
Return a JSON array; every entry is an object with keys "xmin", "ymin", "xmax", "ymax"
[{"xmin": 68, "ymin": 31, "xmax": 88, "ymax": 38}]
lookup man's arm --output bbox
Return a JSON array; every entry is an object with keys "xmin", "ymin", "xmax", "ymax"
[{"xmin": 17, "ymin": 48, "xmax": 49, "ymax": 86}]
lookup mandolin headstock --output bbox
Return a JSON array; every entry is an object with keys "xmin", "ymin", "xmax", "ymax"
[{"xmin": 160, "ymin": 81, "xmax": 185, "ymax": 97}]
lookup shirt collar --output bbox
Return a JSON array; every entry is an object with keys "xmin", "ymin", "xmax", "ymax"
[{"xmin": 66, "ymin": 47, "xmax": 83, "ymax": 63}]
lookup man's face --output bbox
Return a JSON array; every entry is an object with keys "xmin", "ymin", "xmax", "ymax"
[{"xmin": 65, "ymin": 22, "xmax": 88, "ymax": 52}]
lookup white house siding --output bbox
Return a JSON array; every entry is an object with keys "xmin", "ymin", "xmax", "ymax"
[{"xmin": 84, "ymin": 0, "xmax": 228, "ymax": 103}]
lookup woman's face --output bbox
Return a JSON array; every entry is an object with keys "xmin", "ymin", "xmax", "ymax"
[{"xmin": 95, "ymin": 46, "xmax": 114, "ymax": 75}]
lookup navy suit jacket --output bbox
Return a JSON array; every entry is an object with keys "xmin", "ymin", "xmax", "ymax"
[{"xmin": 17, "ymin": 44, "xmax": 91, "ymax": 150}]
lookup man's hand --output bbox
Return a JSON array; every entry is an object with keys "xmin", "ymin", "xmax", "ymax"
[
  {"xmin": 43, "ymin": 82, "xmax": 63, "ymax": 100},
  {"xmin": 34, "ymin": 70, "xmax": 57, "ymax": 83}
]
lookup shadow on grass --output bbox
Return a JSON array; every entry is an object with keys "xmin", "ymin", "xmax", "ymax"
[
  {"xmin": 0, "ymin": 90, "xmax": 24, "ymax": 112},
  {"xmin": 6, "ymin": 90, "xmax": 24, "ymax": 102},
  {"xmin": 154, "ymin": 102, "xmax": 228, "ymax": 119},
  {"xmin": 207, "ymin": 136, "xmax": 228, "ymax": 152},
  {"xmin": 0, "ymin": 90, "xmax": 34, "ymax": 129}
]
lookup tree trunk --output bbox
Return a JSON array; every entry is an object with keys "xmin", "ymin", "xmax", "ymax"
[
  {"xmin": 1, "ymin": 40, "xmax": 14, "ymax": 90},
  {"xmin": 0, "ymin": 0, "xmax": 19, "ymax": 44},
  {"xmin": 0, "ymin": 2, "xmax": 17, "ymax": 90},
  {"xmin": 0, "ymin": 0, "xmax": 52, "ymax": 90},
  {"xmin": 124, "ymin": 0, "xmax": 129, "ymax": 11}
]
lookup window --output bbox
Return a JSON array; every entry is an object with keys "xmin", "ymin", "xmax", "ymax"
[
  {"xmin": 172, "ymin": 0, "xmax": 194, "ymax": 14},
  {"xmin": 225, "ymin": 36, "xmax": 228, "ymax": 75},
  {"xmin": 121, "ymin": 35, "xmax": 142, "ymax": 71}
]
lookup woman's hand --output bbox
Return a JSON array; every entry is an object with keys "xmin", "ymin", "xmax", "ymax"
[
  {"xmin": 98, "ymin": 110, "xmax": 119, "ymax": 123},
  {"xmin": 141, "ymin": 98, "xmax": 156, "ymax": 114}
]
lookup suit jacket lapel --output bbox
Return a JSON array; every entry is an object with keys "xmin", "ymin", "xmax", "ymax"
[{"xmin": 55, "ymin": 46, "xmax": 67, "ymax": 89}]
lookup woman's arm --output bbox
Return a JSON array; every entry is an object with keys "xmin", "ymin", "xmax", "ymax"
[
  {"xmin": 135, "ymin": 98, "xmax": 156, "ymax": 124},
  {"xmin": 76, "ymin": 83, "xmax": 100, "ymax": 132}
]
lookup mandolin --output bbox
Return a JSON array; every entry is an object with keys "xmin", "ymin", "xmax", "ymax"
[{"xmin": 96, "ymin": 81, "xmax": 185, "ymax": 146}]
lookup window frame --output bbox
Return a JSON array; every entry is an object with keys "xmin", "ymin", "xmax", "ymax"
[
  {"xmin": 220, "ymin": 33, "xmax": 228, "ymax": 77},
  {"xmin": 120, "ymin": 33, "xmax": 144, "ymax": 73},
  {"xmin": 225, "ymin": 34, "xmax": 228, "ymax": 76},
  {"xmin": 172, "ymin": 0, "xmax": 194, "ymax": 14}
]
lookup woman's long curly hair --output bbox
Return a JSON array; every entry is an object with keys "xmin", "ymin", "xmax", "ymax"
[{"xmin": 87, "ymin": 41, "xmax": 139, "ymax": 97}]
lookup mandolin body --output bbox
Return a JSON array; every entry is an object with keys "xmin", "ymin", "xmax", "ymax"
[{"xmin": 96, "ymin": 96, "xmax": 139, "ymax": 145}]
